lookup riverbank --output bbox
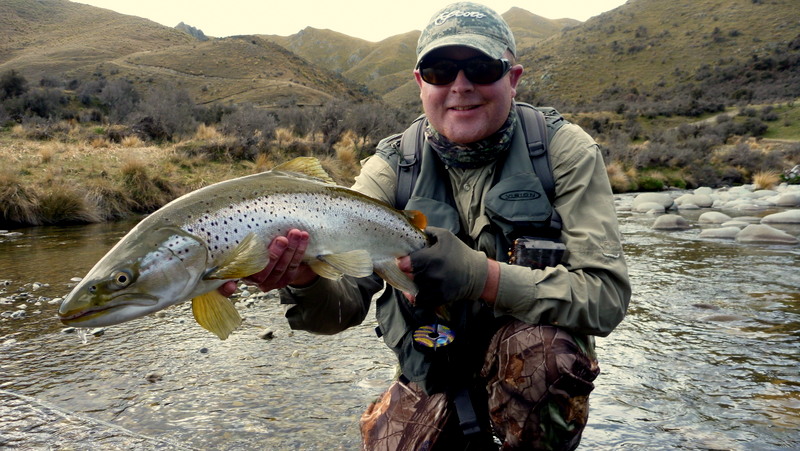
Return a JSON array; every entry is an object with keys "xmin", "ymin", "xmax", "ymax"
[
  {"xmin": 2, "ymin": 120, "xmax": 799, "ymax": 228},
  {"xmin": 0, "ymin": 127, "xmax": 362, "ymax": 228}
]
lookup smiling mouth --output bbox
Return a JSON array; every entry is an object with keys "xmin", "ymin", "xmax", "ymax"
[{"xmin": 450, "ymin": 105, "xmax": 479, "ymax": 111}]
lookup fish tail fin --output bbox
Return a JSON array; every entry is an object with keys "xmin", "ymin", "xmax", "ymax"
[
  {"xmin": 403, "ymin": 210, "xmax": 427, "ymax": 231},
  {"xmin": 374, "ymin": 259, "xmax": 418, "ymax": 296},
  {"xmin": 192, "ymin": 290, "xmax": 243, "ymax": 340}
]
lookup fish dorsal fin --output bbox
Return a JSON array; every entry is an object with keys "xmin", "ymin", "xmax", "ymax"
[
  {"xmin": 373, "ymin": 258, "xmax": 418, "ymax": 295},
  {"xmin": 309, "ymin": 250, "xmax": 373, "ymax": 280},
  {"xmin": 206, "ymin": 233, "xmax": 269, "ymax": 280},
  {"xmin": 191, "ymin": 290, "xmax": 242, "ymax": 340},
  {"xmin": 273, "ymin": 157, "xmax": 335, "ymax": 184},
  {"xmin": 403, "ymin": 210, "xmax": 427, "ymax": 230}
]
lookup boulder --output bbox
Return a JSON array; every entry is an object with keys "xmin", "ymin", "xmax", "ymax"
[
  {"xmin": 736, "ymin": 224, "xmax": 799, "ymax": 244},
  {"xmin": 698, "ymin": 212, "xmax": 732, "ymax": 224},
  {"xmin": 774, "ymin": 193, "xmax": 800, "ymax": 207},
  {"xmin": 633, "ymin": 193, "xmax": 673, "ymax": 210},
  {"xmin": 652, "ymin": 214, "xmax": 691, "ymax": 230},
  {"xmin": 699, "ymin": 227, "xmax": 741, "ymax": 239},
  {"xmin": 760, "ymin": 210, "xmax": 800, "ymax": 224},
  {"xmin": 634, "ymin": 201, "xmax": 666, "ymax": 213}
]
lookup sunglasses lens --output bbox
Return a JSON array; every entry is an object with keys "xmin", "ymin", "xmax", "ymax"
[
  {"xmin": 465, "ymin": 59, "xmax": 506, "ymax": 84},
  {"xmin": 420, "ymin": 60, "xmax": 459, "ymax": 85},
  {"xmin": 420, "ymin": 58, "xmax": 509, "ymax": 85}
]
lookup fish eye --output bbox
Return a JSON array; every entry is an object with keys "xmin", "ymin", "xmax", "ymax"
[{"xmin": 111, "ymin": 270, "xmax": 133, "ymax": 289}]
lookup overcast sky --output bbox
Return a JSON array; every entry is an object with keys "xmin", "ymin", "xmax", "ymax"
[{"xmin": 75, "ymin": 0, "xmax": 628, "ymax": 42}]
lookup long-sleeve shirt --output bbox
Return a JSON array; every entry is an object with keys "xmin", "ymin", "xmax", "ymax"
[{"xmin": 279, "ymin": 121, "xmax": 631, "ymax": 338}]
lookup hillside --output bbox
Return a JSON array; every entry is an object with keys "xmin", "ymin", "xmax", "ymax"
[
  {"xmin": 519, "ymin": 0, "xmax": 800, "ymax": 107},
  {"xmin": 0, "ymin": 0, "xmax": 372, "ymax": 106},
  {"xmin": 263, "ymin": 8, "xmax": 578, "ymax": 105}
]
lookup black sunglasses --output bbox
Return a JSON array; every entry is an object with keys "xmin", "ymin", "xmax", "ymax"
[{"xmin": 418, "ymin": 57, "xmax": 512, "ymax": 86}]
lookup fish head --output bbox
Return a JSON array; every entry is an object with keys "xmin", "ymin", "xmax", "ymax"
[{"xmin": 58, "ymin": 226, "xmax": 209, "ymax": 327}]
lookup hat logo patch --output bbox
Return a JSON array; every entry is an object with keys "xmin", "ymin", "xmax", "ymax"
[{"xmin": 434, "ymin": 10, "xmax": 487, "ymax": 26}]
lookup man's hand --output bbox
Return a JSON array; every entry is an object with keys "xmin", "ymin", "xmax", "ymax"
[
  {"xmin": 397, "ymin": 226, "xmax": 489, "ymax": 309},
  {"xmin": 217, "ymin": 229, "xmax": 317, "ymax": 297}
]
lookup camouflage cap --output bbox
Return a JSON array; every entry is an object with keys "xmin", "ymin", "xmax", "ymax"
[{"xmin": 416, "ymin": 2, "xmax": 516, "ymax": 67}]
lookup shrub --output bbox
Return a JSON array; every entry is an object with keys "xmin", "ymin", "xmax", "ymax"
[{"xmin": 0, "ymin": 70, "xmax": 28, "ymax": 100}]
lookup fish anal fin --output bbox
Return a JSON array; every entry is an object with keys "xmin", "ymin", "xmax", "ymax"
[
  {"xmin": 374, "ymin": 259, "xmax": 418, "ymax": 295},
  {"xmin": 191, "ymin": 291, "xmax": 242, "ymax": 340},
  {"xmin": 207, "ymin": 233, "xmax": 269, "ymax": 280},
  {"xmin": 309, "ymin": 259, "xmax": 344, "ymax": 280},
  {"xmin": 273, "ymin": 157, "xmax": 335, "ymax": 184},
  {"xmin": 318, "ymin": 250, "xmax": 373, "ymax": 278},
  {"xmin": 403, "ymin": 210, "xmax": 427, "ymax": 230}
]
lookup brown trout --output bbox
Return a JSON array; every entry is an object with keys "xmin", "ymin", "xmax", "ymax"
[{"xmin": 58, "ymin": 157, "xmax": 428, "ymax": 339}]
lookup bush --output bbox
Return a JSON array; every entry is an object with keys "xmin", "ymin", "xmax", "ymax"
[
  {"xmin": 132, "ymin": 84, "xmax": 197, "ymax": 140},
  {"xmin": 220, "ymin": 103, "xmax": 277, "ymax": 147},
  {"xmin": 0, "ymin": 70, "xmax": 28, "ymax": 100}
]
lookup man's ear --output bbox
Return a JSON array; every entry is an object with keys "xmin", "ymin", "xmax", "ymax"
[
  {"xmin": 509, "ymin": 65, "xmax": 524, "ymax": 97},
  {"xmin": 414, "ymin": 70, "xmax": 424, "ymax": 89}
]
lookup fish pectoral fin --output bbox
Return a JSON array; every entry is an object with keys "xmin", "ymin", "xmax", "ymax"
[
  {"xmin": 192, "ymin": 290, "xmax": 242, "ymax": 340},
  {"xmin": 207, "ymin": 233, "xmax": 269, "ymax": 280},
  {"xmin": 374, "ymin": 259, "xmax": 418, "ymax": 296}
]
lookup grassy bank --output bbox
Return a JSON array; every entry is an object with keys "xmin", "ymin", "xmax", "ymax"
[
  {"xmin": 2, "ymin": 114, "xmax": 799, "ymax": 229},
  {"xmin": 0, "ymin": 123, "xmax": 362, "ymax": 228}
]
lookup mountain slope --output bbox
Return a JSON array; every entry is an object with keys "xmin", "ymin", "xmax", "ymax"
[
  {"xmin": 519, "ymin": 0, "xmax": 800, "ymax": 106},
  {"xmin": 0, "ymin": 0, "xmax": 372, "ymax": 106}
]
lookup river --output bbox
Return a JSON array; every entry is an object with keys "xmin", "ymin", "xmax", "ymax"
[{"xmin": 1, "ymin": 193, "xmax": 798, "ymax": 450}]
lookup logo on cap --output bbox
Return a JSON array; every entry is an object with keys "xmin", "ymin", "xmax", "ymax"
[{"xmin": 434, "ymin": 10, "xmax": 487, "ymax": 26}]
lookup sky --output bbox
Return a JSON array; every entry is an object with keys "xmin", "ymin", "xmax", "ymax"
[{"xmin": 75, "ymin": 0, "xmax": 628, "ymax": 42}]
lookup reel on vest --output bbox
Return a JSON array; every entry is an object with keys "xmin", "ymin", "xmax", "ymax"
[{"xmin": 413, "ymin": 323, "xmax": 455, "ymax": 351}]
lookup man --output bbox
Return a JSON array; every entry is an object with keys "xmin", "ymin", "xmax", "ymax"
[{"xmin": 221, "ymin": 2, "xmax": 630, "ymax": 449}]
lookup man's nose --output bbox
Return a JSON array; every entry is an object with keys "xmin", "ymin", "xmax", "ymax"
[{"xmin": 450, "ymin": 70, "xmax": 474, "ymax": 91}]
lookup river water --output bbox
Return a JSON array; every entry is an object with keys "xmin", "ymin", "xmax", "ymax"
[{"xmin": 1, "ymin": 193, "xmax": 798, "ymax": 450}]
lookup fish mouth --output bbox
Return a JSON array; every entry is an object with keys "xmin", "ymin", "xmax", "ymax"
[{"xmin": 58, "ymin": 293, "xmax": 160, "ymax": 324}]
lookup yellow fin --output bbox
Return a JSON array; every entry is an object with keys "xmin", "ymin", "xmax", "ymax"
[
  {"xmin": 207, "ymin": 233, "xmax": 269, "ymax": 280},
  {"xmin": 191, "ymin": 290, "xmax": 242, "ymax": 340},
  {"xmin": 403, "ymin": 210, "xmax": 427, "ymax": 230},
  {"xmin": 309, "ymin": 259, "xmax": 344, "ymax": 280},
  {"xmin": 318, "ymin": 250, "xmax": 373, "ymax": 277},
  {"xmin": 273, "ymin": 157, "xmax": 335, "ymax": 184},
  {"xmin": 374, "ymin": 259, "xmax": 418, "ymax": 295}
]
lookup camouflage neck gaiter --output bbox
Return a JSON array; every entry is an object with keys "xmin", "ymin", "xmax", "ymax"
[{"xmin": 426, "ymin": 107, "xmax": 517, "ymax": 169}]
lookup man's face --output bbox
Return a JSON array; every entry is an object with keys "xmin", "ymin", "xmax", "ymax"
[{"xmin": 414, "ymin": 46, "xmax": 523, "ymax": 145}]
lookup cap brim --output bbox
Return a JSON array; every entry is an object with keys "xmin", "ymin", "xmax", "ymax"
[{"xmin": 416, "ymin": 34, "xmax": 507, "ymax": 67}]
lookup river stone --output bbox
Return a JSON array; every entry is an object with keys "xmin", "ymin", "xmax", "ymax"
[
  {"xmin": 633, "ymin": 193, "xmax": 673, "ymax": 210},
  {"xmin": 699, "ymin": 212, "xmax": 732, "ymax": 224},
  {"xmin": 652, "ymin": 214, "xmax": 691, "ymax": 230},
  {"xmin": 635, "ymin": 201, "xmax": 666, "ymax": 213},
  {"xmin": 760, "ymin": 209, "xmax": 800, "ymax": 224},
  {"xmin": 736, "ymin": 224, "xmax": 799, "ymax": 244},
  {"xmin": 774, "ymin": 192, "xmax": 800, "ymax": 207},
  {"xmin": 676, "ymin": 193, "xmax": 713, "ymax": 208},
  {"xmin": 694, "ymin": 187, "xmax": 714, "ymax": 196},
  {"xmin": 699, "ymin": 227, "xmax": 741, "ymax": 239}
]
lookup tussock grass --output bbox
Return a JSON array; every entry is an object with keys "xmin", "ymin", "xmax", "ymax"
[
  {"xmin": 0, "ymin": 170, "xmax": 40, "ymax": 226},
  {"xmin": 38, "ymin": 182, "xmax": 102, "ymax": 224},
  {"xmin": 120, "ymin": 158, "xmax": 176, "ymax": 212},
  {"xmin": 753, "ymin": 170, "xmax": 781, "ymax": 190}
]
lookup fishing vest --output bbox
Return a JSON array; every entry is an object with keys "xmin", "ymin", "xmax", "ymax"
[{"xmin": 374, "ymin": 103, "xmax": 569, "ymax": 396}]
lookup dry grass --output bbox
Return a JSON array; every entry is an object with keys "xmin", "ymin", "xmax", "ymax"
[
  {"xmin": 607, "ymin": 161, "xmax": 635, "ymax": 193},
  {"xmin": 753, "ymin": 170, "xmax": 781, "ymax": 190}
]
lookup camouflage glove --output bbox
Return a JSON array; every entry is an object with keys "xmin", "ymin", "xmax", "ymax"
[{"xmin": 409, "ymin": 226, "xmax": 489, "ymax": 309}]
